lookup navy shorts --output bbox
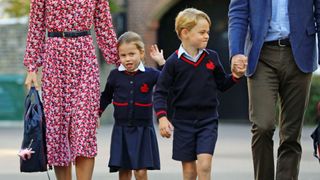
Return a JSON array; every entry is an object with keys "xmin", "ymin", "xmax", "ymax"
[{"xmin": 172, "ymin": 117, "xmax": 218, "ymax": 161}]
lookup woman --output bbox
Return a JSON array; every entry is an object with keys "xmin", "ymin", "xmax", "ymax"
[{"xmin": 24, "ymin": 0, "xmax": 118, "ymax": 179}]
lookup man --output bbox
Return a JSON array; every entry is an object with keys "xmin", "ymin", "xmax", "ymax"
[{"xmin": 228, "ymin": 0, "xmax": 320, "ymax": 179}]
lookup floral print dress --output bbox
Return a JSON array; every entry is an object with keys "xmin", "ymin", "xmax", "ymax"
[{"xmin": 23, "ymin": 0, "xmax": 118, "ymax": 166}]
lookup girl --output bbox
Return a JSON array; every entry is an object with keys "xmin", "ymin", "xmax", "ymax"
[{"xmin": 100, "ymin": 31, "xmax": 165, "ymax": 180}]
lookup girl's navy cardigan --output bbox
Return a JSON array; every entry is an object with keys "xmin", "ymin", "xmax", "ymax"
[{"xmin": 100, "ymin": 67, "xmax": 160, "ymax": 126}]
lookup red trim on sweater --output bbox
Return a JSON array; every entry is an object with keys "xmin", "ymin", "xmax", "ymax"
[
  {"xmin": 156, "ymin": 110, "xmax": 167, "ymax": 116},
  {"xmin": 180, "ymin": 52, "xmax": 206, "ymax": 67},
  {"xmin": 112, "ymin": 102, "xmax": 129, "ymax": 106},
  {"xmin": 113, "ymin": 102, "xmax": 153, "ymax": 107},
  {"xmin": 232, "ymin": 75, "xmax": 240, "ymax": 83},
  {"xmin": 134, "ymin": 102, "xmax": 152, "ymax": 107}
]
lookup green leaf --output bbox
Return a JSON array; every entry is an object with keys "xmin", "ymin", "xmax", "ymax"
[{"xmin": 3, "ymin": 0, "xmax": 30, "ymax": 18}]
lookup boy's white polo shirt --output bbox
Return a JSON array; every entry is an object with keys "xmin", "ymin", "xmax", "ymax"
[{"xmin": 177, "ymin": 45, "xmax": 208, "ymax": 62}]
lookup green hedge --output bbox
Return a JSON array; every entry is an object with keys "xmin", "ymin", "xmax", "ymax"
[{"xmin": 305, "ymin": 75, "xmax": 320, "ymax": 124}]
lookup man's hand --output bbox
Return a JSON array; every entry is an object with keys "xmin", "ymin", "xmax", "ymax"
[{"xmin": 231, "ymin": 54, "xmax": 248, "ymax": 78}]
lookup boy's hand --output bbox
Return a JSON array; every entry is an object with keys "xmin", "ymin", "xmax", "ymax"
[
  {"xmin": 150, "ymin": 44, "xmax": 165, "ymax": 66},
  {"xmin": 231, "ymin": 54, "xmax": 248, "ymax": 78},
  {"xmin": 158, "ymin": 117, "xmax": 173, "ymax": 138}
]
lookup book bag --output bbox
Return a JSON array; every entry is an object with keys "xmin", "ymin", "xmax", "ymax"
[{"xmin": 20, "ymin": 87, "xmax": 48, "ymax": 172}]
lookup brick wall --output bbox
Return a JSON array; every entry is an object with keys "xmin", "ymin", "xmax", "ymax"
[
  {"xmin": 0, "ymin": 18, "xmax": 28, "ymax": 74},
  {"xmin": 125, "ymin": 0, "xmax": 179, "ymax": 66}
]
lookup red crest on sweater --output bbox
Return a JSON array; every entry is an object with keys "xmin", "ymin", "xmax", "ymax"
[
  {"xmin": 206, "ymin": 60, "xmax": 215, "ymax": 70},
  {"xmin": 140, "ymin": 83, "xmax": 149, "ymax": 93}
]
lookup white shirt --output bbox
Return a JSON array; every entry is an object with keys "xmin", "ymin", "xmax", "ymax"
[
  {"xmin": 118, "ymin": 61, "xmax": 145, "ymax": 72},
  {"xmin": 177, "ymin": 45, "xmax": 208, "ymax": 62}
]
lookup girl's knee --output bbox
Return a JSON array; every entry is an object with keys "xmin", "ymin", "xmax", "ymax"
[
  {"xmin": 134, "ymin": 169, "xmax": 147, "ymax": 180},
  {"xmin": 183, "ymin": 170, "xmax": 197, "ymax": 180},
  {"xmin": 119, "ymin": 170, "xmax": 132, "ymax": 180}
]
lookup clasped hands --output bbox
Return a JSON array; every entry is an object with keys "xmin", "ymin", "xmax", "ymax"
[{"xmin": 231, "ymin": 54, "xmax": 248, "ymax": 78}]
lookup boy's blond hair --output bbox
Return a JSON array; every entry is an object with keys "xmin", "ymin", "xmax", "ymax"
[
  {"xmin": 117, "ymin": 31, "xmax": 145, "ymax": 53},
  {"xmin": 175, "ymin": 8, "xmax": 211, "ymax": 39}
]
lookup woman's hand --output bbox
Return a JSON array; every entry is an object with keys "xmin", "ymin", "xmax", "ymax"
[{"xmin": 25, "ymin": 71, "xmax": 39, "ymax": 90}]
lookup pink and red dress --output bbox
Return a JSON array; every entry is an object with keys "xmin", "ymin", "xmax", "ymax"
[{"xmin": 23, "ymin": 0, "xmax": 118, "ymax": 166}]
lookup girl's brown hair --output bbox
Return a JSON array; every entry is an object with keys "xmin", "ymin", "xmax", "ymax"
[{"xmin": 117, "ymin": 31, "xmax": 145, "ymax": 53}]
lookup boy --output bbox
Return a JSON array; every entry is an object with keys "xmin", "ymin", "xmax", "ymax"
[{"xmin": 154, "ymin": 8, "xmax": 247, "ymax": 180}]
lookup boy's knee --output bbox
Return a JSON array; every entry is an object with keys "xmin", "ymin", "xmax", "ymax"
[
  {"xmin": 182, "ymin": 161, "xmax": 197, "ymax": 180},
  {"xmin": 197, "ymin": 161, "xmax": 212, "ymax": 175}
]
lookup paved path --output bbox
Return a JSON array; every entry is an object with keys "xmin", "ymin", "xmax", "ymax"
[{"xmin": 0, "ymin": 123, "xmax": 319, "ymax": 179}]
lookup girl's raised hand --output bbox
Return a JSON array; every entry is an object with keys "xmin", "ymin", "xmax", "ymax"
[{"xmin": 150, "ymin": 44, "xmax": 165, "ymax": 66}]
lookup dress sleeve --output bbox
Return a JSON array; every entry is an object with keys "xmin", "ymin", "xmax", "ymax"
[
  {"xmin": 23, "ymin": 0, "xmax": 46, "ymax": 72},
  {"xmin": 94, "ymin": 0, "xmax": 119, "ymax": 65}
]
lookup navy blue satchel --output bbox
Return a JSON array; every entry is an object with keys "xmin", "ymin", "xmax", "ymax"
[{"xmin": 20, "ymin": 87, "xmax": 48, "ymax": 172}]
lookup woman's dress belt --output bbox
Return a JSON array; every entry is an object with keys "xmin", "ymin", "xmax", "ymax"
[{"xmin": 47, "ymin": 30, "xmax": 91, "ymax": 38}]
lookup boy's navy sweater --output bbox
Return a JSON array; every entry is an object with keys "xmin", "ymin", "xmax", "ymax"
[
  {"xmin": 154, "ymin": 49, "xmax": 239, "ymax": 120},
  {"xmin": 100, "ymin": 67, "xmax": 160, "ymax": 126}
]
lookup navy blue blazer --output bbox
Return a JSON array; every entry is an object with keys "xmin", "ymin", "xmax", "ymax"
[{"xmin": 228, "ymin": 0, "xmax": 320, "ymax": 76}]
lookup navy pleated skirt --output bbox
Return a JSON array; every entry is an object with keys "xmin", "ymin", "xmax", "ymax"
[{"xmin": 108, "ymin": 124, "xmax": 160, "ymax": 172}]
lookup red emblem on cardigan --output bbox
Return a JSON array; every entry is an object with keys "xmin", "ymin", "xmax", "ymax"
[
  {"xmin": 140, "ymin": 83, "xmax": 149, "ymax": 93},
  {"xmin": 206, "ymin": 60, "xmax": 215, "ymax": 70}
]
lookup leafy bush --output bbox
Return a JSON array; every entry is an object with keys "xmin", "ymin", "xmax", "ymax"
[
  {"xmin": 3, "ymin": 0, "xmax": 30, "ymax": 18},
  {"xmin": 305, "ymin": 75, "xmax": 320, "ymax": 124}
]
